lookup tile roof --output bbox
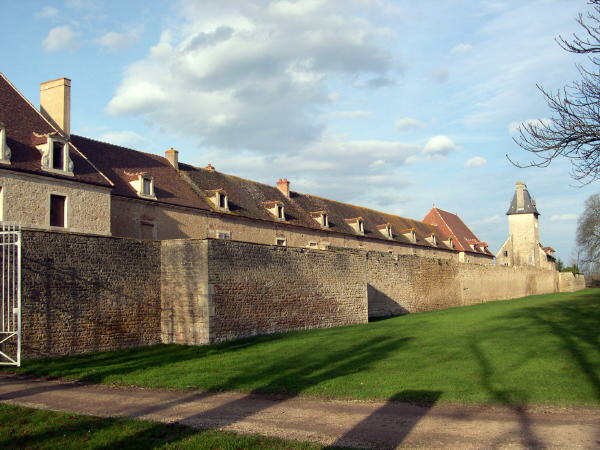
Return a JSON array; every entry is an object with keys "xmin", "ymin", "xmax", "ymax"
[
  {"xmin": 70, "ymin": 135, "xmax": 208, "ymax": 210},
  {"xmin": 423, "ymin": 207, "xmax": 493, "ymax": 257},
  {"xmin": 180, "ymin": 164, "xmax": 452, "ymax": 250},
  {"xmin": 507, "ymin": 182, "xmax": 539, "ymax": 216},
  {"xmin": 0, "ymin": 73, "xmax": 111, "ymax": 187}
]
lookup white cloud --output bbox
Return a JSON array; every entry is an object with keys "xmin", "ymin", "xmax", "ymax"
[
  {"xmin": 395, "ymin": 117, "xmax": 425, "ymax": 132},
  {"xmin": 43, "ymin": 25, "xmax": 78, "ymax": 52},
  {"xmin": 450, "ymin": 43, "xmax": 473, "ymax": 54},
  {"xmin": 107, "ymin": 0, "xmax": 397, "ymax": 152},
  {"xmin": 97, "ymin": 30, "xmax": 141, "ymax": 51},
  {"xmin": 465, "ymin": 156, "xmax": 487, "ymax": 168},
  {"xmin": 508, "ymin": 118, "xmax": 552, "ymax": 135},
  {"xmin": 550, "ymin": 213, "xmax": 578, "ymax": 222},
  {"xmin": 98, "ymin": 130, "xmax": 148, "ymax": 148},
  {"xmin": 36, "ymin": 6, "xmax": 59, "ymax": 19},
  {"xmin": 423, "ymin": 135, "xmax": 457, "ymax": 157}
]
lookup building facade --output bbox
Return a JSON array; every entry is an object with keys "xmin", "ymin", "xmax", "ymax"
[
  {"xmin": 0, "ymin": 73, "xmax": 495, "ymax": 263},
  {"xmin": 496, "ymin": 181, "xmax": 556, "ymax": 270},
  {"xmin": 0, "ymin": 74, "xmax": 112, "ymax": 235}
]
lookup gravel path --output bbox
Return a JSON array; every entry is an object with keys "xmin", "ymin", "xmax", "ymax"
[{"xmin": 0, "ymin": 374, "xmax": 598, "ymax": 449}]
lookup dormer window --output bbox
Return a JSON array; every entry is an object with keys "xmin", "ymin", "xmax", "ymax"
[
  {"xmin": 346, "ymin": 217, "xmax": 364, "ymax": 235},
  {"xmin": 0, "ymin": 124, "xmax": 11, "ymax": 164},
  {"xmin": 444, "ymin": 237, "xmax": 454, "ymax": 249},
  {"xmin": 263, "ymin": 201, "xmax": 285, "ymax": 220},
  {"xmin": 425, "ymin": 234, "xmax": 437, "ymax": 246},
  {"xmin": 402, "ymin": 228, "xmax": 417, "ymax": 243},
  {"xmin": 130, "ymin": 173, "xmax": 156, "ymax": 199},
  {"xmin": 37, "ymin": 135, "xmax": 73, "ymax": 175},
  {"xmin": 207, "ymin": 189, "xmax": 229, "ymax": 211},
  {"xmin": 377, "ymin": 223, "xmax": 393, "ymax": 239},
  {"xmin": 311, "ymin": 210, "xmax": 329, "ymax": 228}
]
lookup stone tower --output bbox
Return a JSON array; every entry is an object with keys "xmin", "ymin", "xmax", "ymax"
[{"xmin": 496, "ymin": 181, "xmax": 547, "ymax": 267}]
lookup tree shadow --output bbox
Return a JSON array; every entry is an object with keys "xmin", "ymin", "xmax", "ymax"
[
  {"xmin": 469, "ymin": 340, "xmax": 545, "ymax": 449},
  {"xmin": 327, "ymin": 390, "xmax": 441, "ymax": 449},
  {"xmin": 501, "ymin": 292, "xmax": 600, "ymax": 401}
]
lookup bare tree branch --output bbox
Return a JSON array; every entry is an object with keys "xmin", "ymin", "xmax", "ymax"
[{"xmin": 512, "ymin": 0, "xmax": 600, "ymax": 184}]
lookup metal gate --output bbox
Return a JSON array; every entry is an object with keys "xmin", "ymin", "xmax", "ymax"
[{"xmin": 0, "ymin": 222, "xmax": 21, "ymax": 366}]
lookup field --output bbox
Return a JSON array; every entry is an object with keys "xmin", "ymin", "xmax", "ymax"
[{"xmin": 8, "ymin": 289, "xmax": 600, "ymax": 406}]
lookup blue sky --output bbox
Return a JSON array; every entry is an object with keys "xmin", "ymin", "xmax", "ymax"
[{"xmin": 2, "ymin": 0, "xmax": 598, "ymax": 261}]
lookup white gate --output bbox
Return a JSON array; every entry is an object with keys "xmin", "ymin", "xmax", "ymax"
[{"xmin": 0, "ymin": 222, "xmax": 21, "ymax": 366}]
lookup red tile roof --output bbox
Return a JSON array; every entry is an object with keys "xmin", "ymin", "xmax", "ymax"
[
  {"xmin": 0, "ymin": 73, "xmax": 111, "ymax": 187},
  {"xmin": 70, "ymin": 135, "xmax": 209, "ymax": 210},
  {"xmin": 423, "ymin": 207, "xmax": 493, "ymax": 257}
]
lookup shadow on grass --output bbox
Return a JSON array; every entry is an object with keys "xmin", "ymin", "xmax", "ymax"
[
  {"xmin": 501, "ymin": 290, "xmax": 600, "ymax": 401},
  {"xmin": 0, "ymin": 406, "xmax": 200, "ymax": 450}
]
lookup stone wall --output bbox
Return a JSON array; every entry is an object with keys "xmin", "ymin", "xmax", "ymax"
[
  {"xmin": 205, "ymin": 239, "xmax": 368, "ymax": 343},
  {"xmin": 0, "ymin": 170, "xmax": 111, "ymax": 235},
  {"xmin": 366, "ymin": 253, "xmax": 461, "ymax": 316},
  {"xmin": 9, "ymin": 232, "xmax": 587, "ymax": 360},
  {"xmin": 17, "ymin": 230, "xmax": 161, "ymax": 358},
  {"xmin": 161, "ymin": 240, "xmax": 210, "ymax": 345},
  {"xmin": 558, "ymin": 272, "xmax": 587, "ymax": 292},
  {"xmin": 457, "ymin": 264, "xmax": 558, "ymax": 305}
]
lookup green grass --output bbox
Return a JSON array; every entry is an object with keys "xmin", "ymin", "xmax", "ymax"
[
  {"xmin": 0, "ymin": 403, "xmax": 322, "ymax": 449},
  {"xmin": 7, "ymin": 289, "xmax": 600, "ymax": 406}
]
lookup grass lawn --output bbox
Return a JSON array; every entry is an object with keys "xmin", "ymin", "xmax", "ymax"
[
  {"xmin": 0, "ymin": 403, "xmax": 322, "ymax": 449},
  {"xmin": 7, "ymin": 289, "xmax": 600, "ymax": 406}
]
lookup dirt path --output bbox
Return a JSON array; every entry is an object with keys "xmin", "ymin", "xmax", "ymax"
[{"xmin": 0, "ymin": 374, "xmax": 598, "ymax": 449}]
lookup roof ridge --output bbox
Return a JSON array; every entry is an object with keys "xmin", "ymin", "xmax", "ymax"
[{"xmin": 183, "ymin": 164, "xmax": 439, "ymax": 231}]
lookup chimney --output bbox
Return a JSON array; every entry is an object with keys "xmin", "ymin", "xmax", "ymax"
[
  {"xmin": 277, "ymin": 178, "xmax": 290, "ymax": 198},
  {"xmin": 165, "ymin": 147, "xmax": 179, "ymax": 170},
  {"xmin": 40, "ymin": 78, "xmax": 71, "ymax": 136},
  {"xmin": 205, "ymin": 163, "xmax": 215, "ymax": 172},
  {"xmin": 515, "ymin": 181, "xmax": 525, "ymax": 210}
]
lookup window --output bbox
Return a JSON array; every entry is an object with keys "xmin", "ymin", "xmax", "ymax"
[
  {"xmin": 37, "ymin": 137, "xmax": 73, "ymax": 175},
  {"xmin": 277, "ymin": 204, "xmax": 284, "ymax": 219},
  {"xmin": 218, "ymin": 192, "xmax": 226, "ymax": 209},
  {"xmin": 358, "ymin": 219, "xmax": 364, "ymax": 233},
  {"xmin": 0, "ymin": 125, "xmax": 11, "ymax": 163},
  {"xmin": 216, "ymin": 230, "xmax": 231, "ymax": 239},
  {"xmin": 322, "ymin": 213, "xmax": 328, "ymax": 227},
  {"xmin": 276, "ymin": 237, "xmax": 287, "ymax": 246},
  {"xmin": 503, "ymin": 250, "xmax": 508, "ymax": 257},
  {"xmin": 142, "ymin": 177, "xmax": 152, "ymax": 196},
  {"xmin": 308, "ymin": 241, "xmax": 318, "ymax": 248},
  {"xmin": 50, "ymin": 194, "xmax": 66, "ymax": 228},
  {"xmin": 52, "ymin": 141, "xmax": 65, "ymax": 170},
  {"xmin": 140, "ymin": 221, "xmax": 155, "ymax": 240}
]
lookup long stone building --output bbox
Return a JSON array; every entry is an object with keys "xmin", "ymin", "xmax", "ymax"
[{"xmin": 0, "ymin": 73, "xmax": 494, "ymax": 264}]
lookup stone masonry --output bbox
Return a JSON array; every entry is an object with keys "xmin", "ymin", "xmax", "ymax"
[{"xmin": 8, "ymin": 230, "xmax": 587, "ymax": 359}]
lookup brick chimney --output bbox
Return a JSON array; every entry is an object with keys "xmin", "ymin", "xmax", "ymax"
[
  {"xmin": 277, "ymin": 178, "xmax": 290, "ymax": 198},
  {"xmin": 40, "ymin": 77, "xmax": 71, "ymax": 136},
  {"xmin": 165, "ymin": 147, "xmax": 179, "ymax": 170}
]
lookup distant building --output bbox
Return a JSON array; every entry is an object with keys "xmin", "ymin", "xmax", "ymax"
[
  {"xmin": 423, "ymin": 207, "xmax": 493, "ymax": 264},
  {"xmin": 496, "ymin": 181, "xmax": 556, "ymax": 270}
]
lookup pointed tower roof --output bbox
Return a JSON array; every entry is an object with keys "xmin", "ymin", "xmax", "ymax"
[{"xmin": 507, "ymin": 181, "xmax": 539, "ymax": 216}]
